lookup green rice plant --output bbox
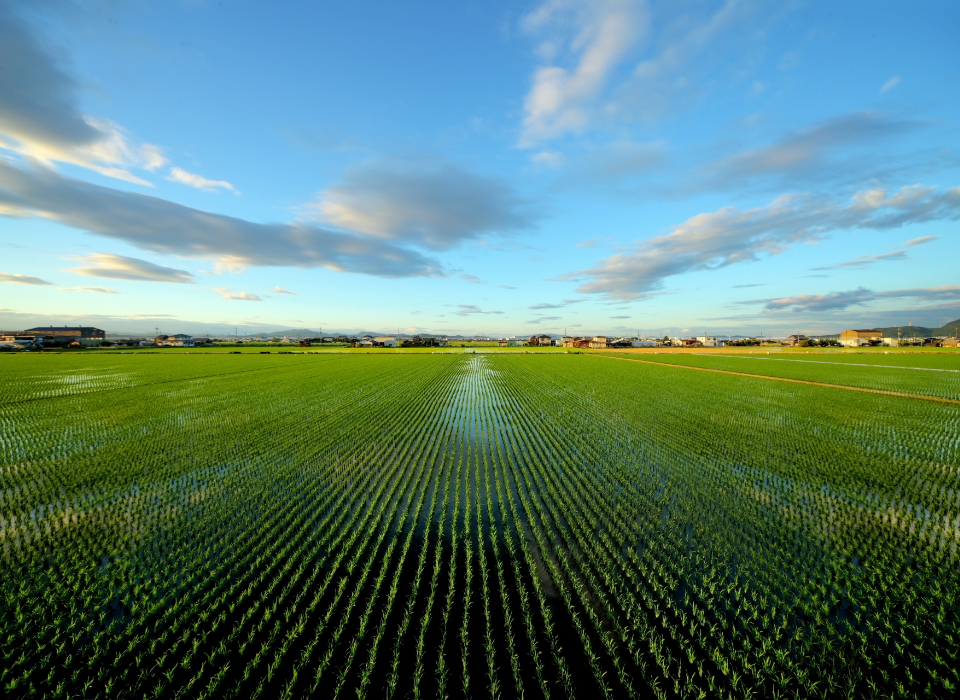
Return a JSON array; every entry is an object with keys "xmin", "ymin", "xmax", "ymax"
[{"xmin": 1, "ymin": 352, "xmax": 957, "ymax": 698}]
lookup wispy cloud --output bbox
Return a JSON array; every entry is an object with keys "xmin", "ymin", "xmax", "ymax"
[
  {"xmin": 610, "ymin": 315, "xmax": 630, "ymax": 319},
  {"xmin": 0, "ymin": 161, "xmax": 441, "ymax": 278},
  {"xmin": 529, "ymin": 298, "xmax": 583, "ymax": 310},
  {"xmin": 531, "ymin": 151, "xmax": 563, "ymax": 168},
  {"xmin": 167, "ymin": 167, "xmax": 237, "ymax": 193},
  {"xmin": 560, "ymin": 141, "xmax": 665, "ymax": 188},
  {"xmin": 527, "ymin": 315, "xmax": 561, "ymax": 324},
  {"xmin": 68, "ymin": 253, "xmax": 195, "ymax": 284},
  {"xmin": 880, "ymin": 76, "xmax": 900, "ymax": 93},
  {"xmin": 59, "ymin": 286, "xmax": 118, "ymax": 294},
  {"xmin": 903, "ymin": 235, "xmax": 938, "ymax": 247},
  {"xmin": 214, "ymin": 288, "xmax": 263, "ymax": 301},
  {"xmin": 702, "ymin": 112, "xmax": 920, "ymax": 189},
  {"xmin": 499, "ymin": 285, "xmax": 517, "ymax": 290},
  {"xmin": 812, "ymin": 250, "xmax": 908, "ymax": 270},
  {"xmin": 459, "ymin": 273, "xmax": 484, "ymax": 284},
  {"xmin": 732, "ymin": 283, "xmax": 766, "ymax": 288},
  {"xmin": 741, "ymin": 285, "xmax": 960, "ymax": 313},
  {"xmin": 309, "ymin": 156, "xmax": 537, "ymax": 251},
  {"xmin": 742, "ymin": 287, "xmax": 876, "ymax": 313},
  {"xmin": 0, "ymin": 272, "xmax": 53, "ymax": 285},
  {"xmin": 576, "ymin": 235, "xmax": 618, "ymax": 249},
  {"xmin": 519, "ymin": 0, "xmax": 649, "ymax": 145},
  {"xmin": 566, "ymin": 184, "xmax": 960, "ymax": 300},
  {"xmin": 271, "ymin": 286, "xmax": 296, "ymax": 295},
  {"xmin": 453, "ymin": 305, "xmax": 503, "ymax": 317},
  {"xmin": 519, "ymin": 0, "xmax": 772, "ymax": 145}
]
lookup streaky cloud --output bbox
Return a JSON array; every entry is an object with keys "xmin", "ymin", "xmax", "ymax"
[
  {"xmin": 812, "ymin": 250, "xmax": 908, "ymax": 270},
  {"xmin": 741, "ymin": 285, "xmax": 960, "ymax": 313},
  {"xmin": 311, "ymin": 156, "xmax": 536, "ymax": 251},
  {"xmin": 167, "ymin": 167, "xmax": 237, "ymax": 193},
  {"xmin": 903, "ymin": 235, "xmax": 938, "ymax": 247},
  {"xmin": 0, "ymin": 272, "xmax": 53, "ymax": 285},
  {"xmin": 214, "ymin": 288, "xmax": 263, "ymax": 301},
  {"xmin": 454, "ymin": 305, "xmax": 503, "ymax": 317},
  {"xmin": 59, "ymin": 286, "xmax": 119, "ymax": 294},
  {"xmin": 68, "ymin": 253, "xmax": 195, "ymax": 284},
  {"xmin": 0, "ymin": 161, "xmax": 442, "ymax": 278},
  {"xmin": 703, "ymin": 111, "xmax": 921, "ymax": 186},
  {"xmin": 566, "ymin": 184, "xmax": 960, "ymax": 300}
]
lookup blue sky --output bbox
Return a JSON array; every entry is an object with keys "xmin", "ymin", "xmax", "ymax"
[{"xmin": 1, "ymin": 0, "xmax": 958, "ymax": 337}]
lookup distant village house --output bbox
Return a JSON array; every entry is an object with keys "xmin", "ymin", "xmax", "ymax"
[{"xmin": 839, "ymin": 329, "xmax": 882, "ymax": 347}]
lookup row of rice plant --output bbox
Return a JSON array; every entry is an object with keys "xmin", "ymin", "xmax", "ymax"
[{"xmin": 1, "ymin": 352, "xmax": 957, "ymax": 698}]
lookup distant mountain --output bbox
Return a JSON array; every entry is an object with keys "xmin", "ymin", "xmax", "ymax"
[
  {"xmin": 875, "ymin": 318, "xmax": 960, "ymax": 338},
  {"xmin": 206, "ymin": 329, "xmax": 395, "ymax": 339},
  {"xmin": 250, "ymin": 328, "xmax": 321, "ymax": 338},
  {"xmin": 821, "ymin": 317, "xmax": 960, "ymax": 339},
  {"xmin": 235, "ymin": 329, "xmax": 429, "ymax": 339}
]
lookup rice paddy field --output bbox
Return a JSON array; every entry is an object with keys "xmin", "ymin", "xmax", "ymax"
[
  {"xmin": 1, "ymin": 352, "xmax": 958, "ymax": 699},
  {"xmin": 604, "ymin": 350, "xmax": 960, "ymax": 401}
]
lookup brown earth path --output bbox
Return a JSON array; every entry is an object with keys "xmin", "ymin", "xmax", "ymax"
[{"xmin": 585, "ymin": 352, "xmax": 960, "ymax": 407}]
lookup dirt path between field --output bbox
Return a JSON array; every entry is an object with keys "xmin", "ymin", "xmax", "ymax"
[{"xmin": 585, "ymin": 353, "xmax": 960, "ymax": 406}]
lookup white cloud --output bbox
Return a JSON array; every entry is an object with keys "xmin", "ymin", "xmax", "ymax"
[
  {"xmin": 567, "ymin": 184, "xmax": 960, "ymax": 300},
  {"xmin": 167, "ymin": 167, "xmax": 237, "ymax": 193},
  {"xmin": 812, "ymin": 250, "xmax": 908, "ymax": 270},
  {"xmin": 576, "ymin": 236, "xmax": 614, "ymax": 249},
  {"xmin": 0, "ymin": 12, "xmax": 165, "ymax": 185},
  {"xmin": 59, "ymin": 286, "xmax": 119, "ymax": 294},
  {"xmin": 903, "ymin": 235, "xmax": 938, "ymax": 247},
  {"xmin": 880, "ymin": 76, "xmax": 900, "ymax": 93},
  {"xmin": 556, "ymin": 141, "xmax": 665, "ymax": 190},
  {"xmin": 271, "ymin": 286, "xmax": 296, "ymax": 295},
  {"xmin": 67, "ymin": 253, "xmax": 195, "ymax": 284},
  {"xmin": 453, "ymin": 305, "xmax": 504, "ymax": 316},
  {"xmin": 531, "ymin": 150, "xmax": 564, "ymax": 167},
  {"xmin": 0, "ymin": 272, "xmax": 53, "ymax": 285},
  {"xmin": 310, "ymin": 156, "xmax": 535, "ymax": 251},
  {"xmin": 0, "ymin": 161, "xmax": 442, "ymax": 278},
  {"xmin": 518, "ymin": 0, "xmax": 767, "ymax": 145},
  {"xmin": 741, "ymin": 285, "xmax": 960, "ymax": 313},
  {"xmin": 519, "ymin": 0, "xmax": 649, "ymax": 145},
  {"xmin": 529, "ymin": 298, "xmax": 583, "ymax": 310},
  {"xmin": 214, "ymin": 288, "xmax": 263, "ymax": 301},
  {"xmin": 701, "ymin": 112, "xmax": 919, "ymax": 189}
]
